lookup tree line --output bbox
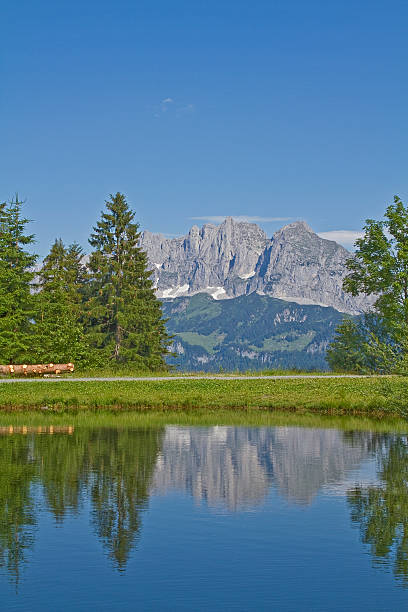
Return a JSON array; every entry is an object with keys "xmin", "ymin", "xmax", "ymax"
[
  {"xmin": 327, "ymin": 196, "xmax": 408, "ymax": 374},
  {"xmin": 0, "ymin": 193, "xmax": 171, "ymax": 369},
  {"xmin": 1, "ymin": 190, "xmax": 406, "ymax": 374}
]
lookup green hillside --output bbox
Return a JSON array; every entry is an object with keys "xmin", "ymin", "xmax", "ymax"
[{"xmin": 162, "ymin": 293, "xmax": 351, "ymax": 371}]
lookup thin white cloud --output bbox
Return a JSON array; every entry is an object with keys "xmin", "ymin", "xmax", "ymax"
[
  {"xmin": 190, "ymin": 215, "xmax": 292, "ymax": 223},
  {"xmin": 153, "ymin": 97, "xmax": 194, "ymax": 118},
  {"xmin": 318, "ymin": 230, "xmax": 364, "ymax": 247},
  {"xmin": 160, "ymin": 97, "xmax": 174, "ymax": 114}
]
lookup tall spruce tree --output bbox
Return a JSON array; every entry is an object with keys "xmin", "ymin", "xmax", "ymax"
[
  {"xmin": 0, "ymin": 197, "xmax": 37, "ymax": 363},
  {"xmin": 86, "ymin": 193, "xmax": 171, "ymax": 369},
  {"xmin": 33, "ymin": 239, "xmax": 90, "ymax": 365}
]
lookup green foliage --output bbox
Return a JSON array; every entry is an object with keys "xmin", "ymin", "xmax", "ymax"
[
  {"xmin": 327, "ymin": 314, "xmax": 408, "ymax": 374},
  {"xmin": 0, "ymin": 192, "xmax": 171, "ymax": 371},
  {"xmin": 345, "ymin": 196, "xmax": 408, "ymax": 324},
  {"xmin": 85, "ymin": 193, "xmax": 171, "ymax": 369},
  {"xmin": 37, "ymin": 239, "xmax": 88, "ymax": 304},
  {"xmin": 0, "ymin": 197, "xmax": 37, "ymax": 363},
  {"xmin": 327, "ymin": 319, "xmax": 366, "ymax": 372},
  {"xmin": 33, "ymin": 239, "xmax": 91, "ymax": 365},
  {"xmin": 163, "ymin": 292, "xmax": 346, "ymax": 371},
  {"xmin": 329, "ymin": 196, "xmax": 408, "ymax": 374}
]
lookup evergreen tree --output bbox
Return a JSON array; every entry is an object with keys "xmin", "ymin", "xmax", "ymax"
[
  {"xmin": 326, "ymin": 319, "xmax": 366, "ymax": 373},
  {"xmin": 38, "ymin": 239, "xmax": 88, "ymax": 305},
  {"xmin": 86, "ymin": 193, "xmax": 171, "ymax": 368},
  {"xmin": 327, "ymin": 314, "xmax": 407, "ymax": 374},
  {"xmin": 0, "ymin": 197, "xmax": 37, "ymax": 363},
  {"xmin": 33, "ymin": 239, "xmax": 90, "ymax": 365}
]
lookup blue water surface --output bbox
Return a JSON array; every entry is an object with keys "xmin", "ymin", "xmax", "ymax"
[{"xmin": 1, "ymin": 425, "xmax": 407, "ymax": 611}]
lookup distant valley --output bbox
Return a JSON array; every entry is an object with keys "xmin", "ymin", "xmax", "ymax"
[{"xmin": 162, "ymin": 293, "xmax": 351, "ymax": 371}]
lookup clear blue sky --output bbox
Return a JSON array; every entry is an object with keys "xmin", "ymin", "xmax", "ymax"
[{"xmin": 1, "ymin": 0, "xmax": 407, "ymax": 256}]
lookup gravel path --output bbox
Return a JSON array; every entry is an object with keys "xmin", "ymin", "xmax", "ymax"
[{"xmin": 0, "ymin": 374, "xmax": 376, "ymax": 384}]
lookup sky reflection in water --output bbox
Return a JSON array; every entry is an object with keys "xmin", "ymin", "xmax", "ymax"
[{"xmin": 1, "ymin": 425, "xmax": 408, "ymax": 611}]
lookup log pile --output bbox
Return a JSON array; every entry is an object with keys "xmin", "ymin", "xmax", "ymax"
[
  {"xmin": 0, "ymin": 363, "xmax": 74, "ymax": 376},
  {"xmin": 0, "ymin": 425, "xmax": 74, "ymax": 435}
]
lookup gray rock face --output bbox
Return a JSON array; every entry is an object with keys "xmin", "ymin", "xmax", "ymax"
[{"xmin": 140, "ymin": 217, "xmax": 371, "ymax": 313}]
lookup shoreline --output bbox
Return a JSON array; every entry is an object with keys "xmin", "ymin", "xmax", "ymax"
[{"xmin": 0, "ymin": 408, "xmax": 408, "ymax": 433}]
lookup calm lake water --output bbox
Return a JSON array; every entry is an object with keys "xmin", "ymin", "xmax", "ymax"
[{"xmin": 1, "ymin": 424, "xmax": 408, "ymax": 611}]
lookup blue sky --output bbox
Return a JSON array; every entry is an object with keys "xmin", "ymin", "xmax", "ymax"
[{"xmin": 1, "ymin": 0, "xmax": 407, "ymax": 256}]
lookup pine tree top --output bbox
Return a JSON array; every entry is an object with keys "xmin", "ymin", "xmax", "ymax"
[{"xmin": 89, "ymin": 192, "xmax": 141, "ymax": 256}]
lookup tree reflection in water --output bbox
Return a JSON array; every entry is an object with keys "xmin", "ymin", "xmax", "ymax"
[
  {"xmin": 0, "ymin": 428, "xmax": 163, "ymax": 582},
  {"xmin": 348, "ymin": 436, "xmax": 408, "ymax": 585},
  {"xmin": 0, "ymin": 436, "xmax": 36, "ymax": 584},
  {"xmin": 87, "ymin": 428, "xmax": 162, "ymax": 569}
]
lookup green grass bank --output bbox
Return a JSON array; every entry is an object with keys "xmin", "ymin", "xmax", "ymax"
[{"xmin": 0, "ymin": 376, "xmax": 407, "ymax": 417}]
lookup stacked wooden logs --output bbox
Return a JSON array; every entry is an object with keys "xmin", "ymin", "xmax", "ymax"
[
  {"xmin": 0, "ymin": 425, "xmax": 75, "ymax": 435},
  {"xmin": 0, "ymin": 363, "xmax": 74, "ymax": 376}
]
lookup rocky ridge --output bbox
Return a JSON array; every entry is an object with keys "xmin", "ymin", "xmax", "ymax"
[{"xmin": 140, "ymin": 218, "xmax": 370, "ymax": 314}]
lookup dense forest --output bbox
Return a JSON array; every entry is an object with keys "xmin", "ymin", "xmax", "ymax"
[{"xmin": 0, "ymin": 194, "xmax": 171, "ymax": 370}]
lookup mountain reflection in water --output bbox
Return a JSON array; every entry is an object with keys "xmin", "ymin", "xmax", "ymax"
[
  {"xmin": 0, "ymin": 425, "xmax": 407, "ymax": 589},
  {"xmin": 153, "ymin": 426, "xmax": 377, "ymax": 508}
]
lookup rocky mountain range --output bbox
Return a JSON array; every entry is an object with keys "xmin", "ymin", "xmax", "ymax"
[{"xmin": 140, "ymin": 218, "xmax": 371, "ymax": 314}]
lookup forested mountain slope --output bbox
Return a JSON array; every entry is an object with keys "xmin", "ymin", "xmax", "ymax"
[{"xmin": 162, "ymin": 293, "xmax": 350, "ymax": 371}]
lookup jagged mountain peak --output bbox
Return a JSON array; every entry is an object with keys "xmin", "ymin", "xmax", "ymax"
[
  {"xmin": 278, "ymin": 220, "xmax": 314, "ymax": 234},
  {"xmin": 138, "ymin": 218, "xmax": 372, "ymax": 313}
]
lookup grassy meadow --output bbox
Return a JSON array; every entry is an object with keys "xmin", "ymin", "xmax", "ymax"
[{"xmin": 0, "ymin": 375, "xmax": 407, "ymax": 418}]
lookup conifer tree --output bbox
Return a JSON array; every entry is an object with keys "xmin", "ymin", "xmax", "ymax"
[
  {"xmin": 86, "ymin": 193, "xmax": 171, "ymax": 369},
  {"xmin": 0, "ymin": 197, "xmax": 37, "ymax": 363},
  {"xmin": 327, "ymin": 314, "xmax": 406, "ymax": 374},
  {"xmin": 33, "ymin": 239, "xmax": 90, "ymax": 364}
]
